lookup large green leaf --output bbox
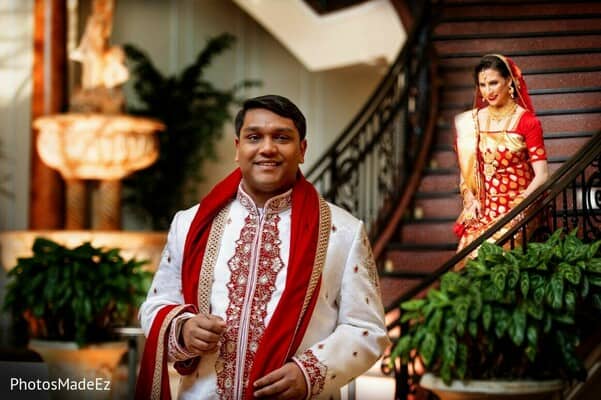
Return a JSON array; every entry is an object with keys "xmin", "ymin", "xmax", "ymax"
[
  {"xmin": 391, "ymin": 335, "xmax": 412, "ymax": 361},
  {"xmin": 559, "ymin": 262, "xmax": 581, "ymax": 285},
  {"xmin": 440, "ymin": 362, "xmax": 452, "ymax": 386},
  {"xmin": 420, "ymin": 332, "xmax": 438, "ymax": 367},
  {"xmin": 525, "ymin": 300, "xmax": 544, "ymax": 320},
  {"xmin": 581, "ymin": 275, "xmax": 590, "ymax": 297},
  {"xmin": 468, "ymin": 287, "xmax": 482, "ymax": 319},
  {"xmin": 510, "ymin": 306, "xmax": 527, "ymax": 346},
  {"xmin": 520, "ymin": 272, "xmax": 530, "ymax": 297},
  {"xmin": 546, "ymin": 274, "xmax": 564, "ymax": 309},
  {"xmin": 401, "ymin": 299, "xmax": 426, "ymax": 311},
  {"xmin": 494, "ymin": 308, "xmax": 510, "ymax": 338},
  {"xmin": 453, "ymin": 296, "xmax": 470, "ymax": 325},
  {"xmin": 492, "ymin": 265, "xmax": 508, "ymax": 292},
  {"xmin": 588, "ymin": 276, "xmax": 601, "ymax": 287},
  {"xmin": 564, "ymin": 290, "xmax": 576, "ymax": 312},
  {"xmin": 587, "ymin": 258, "xmax": 601, "ymax": 273},
  {"xmin": 427, "ymin": 308, "xmax": 444, "ymax": 333},
  {"xmin": 482, "ymin": 303, "xmax": 492, "ymax": 330},
  {"xmin": 507, "ymin": 265, "xmax": 520, "ymax": 289},
  {"xmin": 533, "ymin": 285, "xmax": 545, "ymax": 305},
  {"xmin": 442, "ymin": 336, "xmax": 458, "ymax": 367},
  {"xmin": 400, "ymin": 310, "xmax": 418, "ymax": 324},
  {"xmin": 526, "ymin": 324, "xmax": 538, "ymax": 346}
]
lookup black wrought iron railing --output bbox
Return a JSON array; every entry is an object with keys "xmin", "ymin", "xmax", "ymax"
[
  {"xmin": 386, "ymin": 131, "xmax": 601, "ymax": 399},
  {"xmin": 305, "ymin": 1, "xmax": 437, "ymax": 240}
]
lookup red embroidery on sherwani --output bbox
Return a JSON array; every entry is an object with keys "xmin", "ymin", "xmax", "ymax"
[
  {"xmin": 216, "ymin": 190, "xmax": 290, "ymax": 399},
  {"xmin": 297, "ymin": 349, "xmax": 327, "ymax": 396},
  {"xmin": 359, "ymin": 228, "xmax": 380, "ymax": 290}
]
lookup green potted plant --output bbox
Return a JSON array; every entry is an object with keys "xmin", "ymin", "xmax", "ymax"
[
  {"xmin": 3, "ymin": 237, "xmax": 152, "ymax": 395},
  {"xmin": 390, "ymin": 229, "xmax": 601, "ymax": 399},
  {"xmin": 123, "ymin": 33, "xmax": 259, "ymax": 230},
  {"xmin": 4, "ymin": 237, "xmax": 151, "ymax": 346}
]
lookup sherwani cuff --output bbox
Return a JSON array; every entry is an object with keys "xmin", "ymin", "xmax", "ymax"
[
  {"xmin": 292, "ymin": 349, "xmax": 327, "ymax": 398},
  {"xmin": 168, "ymin": 312, "xmax": 198, "ymax": 362},
  {"xmin": 291, "ymin": 357, "xmax": 312, "ymax": 400}
]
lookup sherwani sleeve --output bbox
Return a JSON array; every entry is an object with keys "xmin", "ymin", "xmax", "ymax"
[
  {"xmin": 138, "ymin": 210, "xmax": 198, "ymax": 362},
  {"xmin": 293, "ymin": 222, "xmax": 390, "ymax": 397}
]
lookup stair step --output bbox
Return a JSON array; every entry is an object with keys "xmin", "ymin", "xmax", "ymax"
[
  {"xmin": 429, "ymin": 149, "xmax": 458, "ymax": 169},
  {"xmin": 435, "ymin": 18, "xmax": 601, "ymax": 36},
  {"xmin": 384, "ymin": 248, "xmax": 457, "ymax": 275},
  {"xmin": 440, "ymin": 52, "xmax": 601, "ymax": 71},
  {"xmin": 549, "ymin": 159, "xmax": 566, "ymax": 174},
  {"xmin": 441, "ymin": 3, "xmax": 601, "ymax": 19},
  {"xmin": 442, "ymin": 70, "xmax": 601, "ymax": 89},
  {"xmin": 434, "ymin": 30, "xmax": 601, "ymax": 42},
  {"xmin": 545, "ymin": 135, "xmax": 592, "ymax": 159},
  {"xmin": 418, "ymin": 172, "xmax": 458, "ymax": 192},
  {"xmin": 435, "ymin": 33, "xmax": 601, "ymax": 56},
  {"xmin": 539, "ymin": 112, "xmax": 601, "ymax": 133},
  {"xmin": 413, "ymin": 196, "xmax": 462, "ymax": 219},
  {"xmin": 400, "ymin": 220, "xmax": 458, "ymax": 245},
  {"xmin": 518, "ymin": 72, "xmax": 601, "ymax": 91},
  {"xmin": 434, "ymin": 127, "xmax": 454, "ymax": 144},
  {"xmin": 379, "ymin": 276, "xmax": 423, "ymax": 310},
  {"xmin": 533, "ymin": 92, "xmax": 601, "ymax": 111},
  {"xmin": 548, "ymin": 157, "xmax": 599, "ymax": 179}
]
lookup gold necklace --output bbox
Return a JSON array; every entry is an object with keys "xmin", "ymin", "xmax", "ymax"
[
  {"xmin": 488, "ymin": 101, "xmax": 517, "ymax": 122},
  {"xmin": 481, "ymin": 105, "xmax": 517, "ymax": 179}
]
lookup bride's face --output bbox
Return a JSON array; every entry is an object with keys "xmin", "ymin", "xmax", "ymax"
[{"xmin": 478, "ymin": 68, "xmax": 512, "ymax": 108}]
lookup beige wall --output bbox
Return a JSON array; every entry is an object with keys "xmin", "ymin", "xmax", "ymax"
[
  {"xmin": 0, "ymin": 0, "xmax": 33, "ymax": 232},
  {"xmin": 0, "ymin": 0, "xmax": 392, "ymax": 231}
]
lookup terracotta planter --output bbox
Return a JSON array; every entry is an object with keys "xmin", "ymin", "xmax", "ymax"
[
  {"xmin": 420, "ymin": 372, "xmax": 564, "ymax": 400},
  {"xmin": 29, "ymin": 340, "xmax": 127, "ymax": 399}
]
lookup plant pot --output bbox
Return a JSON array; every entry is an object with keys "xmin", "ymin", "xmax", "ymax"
[
  {"xmin": 419, "ymin": 372, "xmax": 564, "ymax": 400},
  {"xmin": 29, "ymin": 339, "xmax": 127, "ymax": 399}
]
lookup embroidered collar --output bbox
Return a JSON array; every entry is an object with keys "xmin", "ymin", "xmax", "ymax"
[{"xmin": 237, "ymin": 184, "xmax": 292, "ymax": 216}]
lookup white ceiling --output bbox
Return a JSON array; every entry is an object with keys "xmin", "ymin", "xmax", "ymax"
[{"xmin": 233, "ymin": 0, "xmax": 405, "ymax": 71}]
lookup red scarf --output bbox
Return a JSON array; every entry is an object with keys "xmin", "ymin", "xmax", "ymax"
[{"xmin": 136, "ymin": 169, "xmax": 326, "ymax": 399}]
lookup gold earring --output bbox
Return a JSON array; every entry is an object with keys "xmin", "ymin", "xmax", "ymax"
[{"xmin": 509, "ymin": 86, "xmax": 515, "ymax": 99}]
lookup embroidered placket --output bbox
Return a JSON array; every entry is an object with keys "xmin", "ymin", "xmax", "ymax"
[
  {"xmin": 217, "ymin": 188, "xmax": 290, "ymax": 399},
  {"xmin": 234, "ymin": 208, "xmax": 265, "ymax": 399}
]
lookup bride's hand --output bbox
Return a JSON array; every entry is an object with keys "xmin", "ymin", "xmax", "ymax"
[{"xmin": 462, "ymin": 192, "xmax": 480, "ymax": 221}]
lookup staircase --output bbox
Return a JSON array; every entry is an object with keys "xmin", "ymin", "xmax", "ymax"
[{"xmin": 379, "ymin": 0, "xmax": 601, "ymax": 310}]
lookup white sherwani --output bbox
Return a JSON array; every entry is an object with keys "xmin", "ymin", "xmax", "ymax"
[{"xmin": 139, "ymin": 187, "xmax": 389, "ymax": 399}]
